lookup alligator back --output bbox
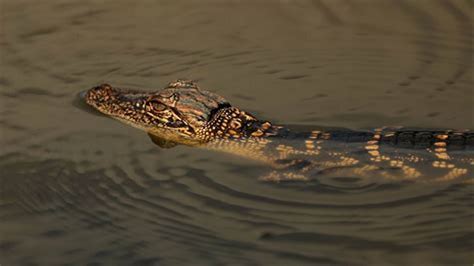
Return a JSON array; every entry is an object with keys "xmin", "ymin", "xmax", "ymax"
[
  {"xmin": 280, "ymin": 125, "xmax": 474, "ymax": 149},
  {"xmin": 206, "ymin": 126, "xmax": 474, "ymax": 183}
]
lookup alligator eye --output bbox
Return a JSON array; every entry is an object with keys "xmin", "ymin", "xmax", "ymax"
[{"xmin": 150, "ymin": 101, "xmax": 167, "ymax": 111}]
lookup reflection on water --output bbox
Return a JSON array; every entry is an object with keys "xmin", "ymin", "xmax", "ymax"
[{"xmin": 0, "ymin": 0, "xmax": 472, "ymax": 265}]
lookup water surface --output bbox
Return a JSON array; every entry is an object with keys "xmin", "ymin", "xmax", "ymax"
[{"xmin": 1, "ymin": 0, "xmax": 473, "ymax": 265}]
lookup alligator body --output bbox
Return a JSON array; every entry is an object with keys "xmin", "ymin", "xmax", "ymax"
[{"xmin": 83, "ymin": 80, "xmax": 474, "ymax": 182}]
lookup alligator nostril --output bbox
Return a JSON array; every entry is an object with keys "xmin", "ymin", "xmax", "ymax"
[{"xmin": 98, "ymin": 83, "xmax": 112, "ymax": 91}]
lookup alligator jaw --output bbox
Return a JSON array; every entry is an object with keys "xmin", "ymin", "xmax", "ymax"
[{"xmin": 83, "ymin": 84, "xmax": 156, "ymax": 132}]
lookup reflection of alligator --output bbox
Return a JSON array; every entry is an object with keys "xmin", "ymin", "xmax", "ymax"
[{"xmin": 83, "ymin": 80, "xmax": 474, "ymax": 182}]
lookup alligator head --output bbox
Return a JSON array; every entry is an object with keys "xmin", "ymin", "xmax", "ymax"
[{"xmin": 83, "ymin": 80, "xmax": 277, "ymax": 147}]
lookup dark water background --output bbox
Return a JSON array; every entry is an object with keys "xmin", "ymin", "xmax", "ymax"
[{"xmin": 1, "ymin": 1, "xmax": 473, "ymax": 265}]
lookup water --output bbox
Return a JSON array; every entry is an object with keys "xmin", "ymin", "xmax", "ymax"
[{"xmin": 1, "ymin": 1, "xmax": 473, "ymax": 265}]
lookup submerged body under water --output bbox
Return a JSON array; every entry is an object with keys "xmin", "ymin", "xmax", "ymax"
[{"xmin": 1, "ymin": 0, "xmax": 473, "ymax": 265}]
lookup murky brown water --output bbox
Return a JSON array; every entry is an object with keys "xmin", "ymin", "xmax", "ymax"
[{"xmin": 1, "ymin": 1, "xmax": 473, "ymax": 265}]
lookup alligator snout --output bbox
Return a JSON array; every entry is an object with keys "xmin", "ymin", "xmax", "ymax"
[{"xmin": 83, "ymin": 84, "xmax": 118, "ymax": 104}]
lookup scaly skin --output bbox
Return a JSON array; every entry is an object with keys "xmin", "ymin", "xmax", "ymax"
[{"xmin": 83, "ymin": 80, "xmax": 474, "ymax": 182}]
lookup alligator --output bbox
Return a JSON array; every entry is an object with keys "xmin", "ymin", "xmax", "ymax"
[{"xmin": 83, "ymin": 80, "xmax": 474, "ymax": 182}]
